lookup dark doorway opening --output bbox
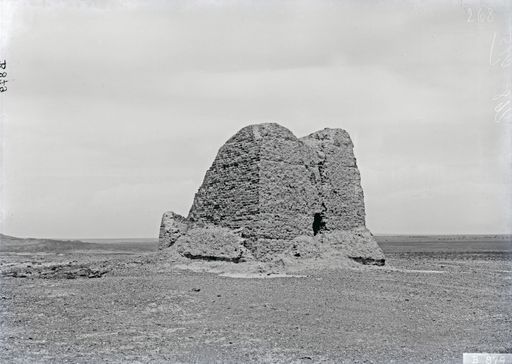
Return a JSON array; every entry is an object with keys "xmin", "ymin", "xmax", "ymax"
[{"xmin": 313, "ymin": 213, "xmax": 325, "ymax": 236}]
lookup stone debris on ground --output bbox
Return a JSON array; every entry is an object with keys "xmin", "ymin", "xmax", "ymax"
[{"xmin": 1, "ymin": 263, "xmax": 109, "ymax": 279}]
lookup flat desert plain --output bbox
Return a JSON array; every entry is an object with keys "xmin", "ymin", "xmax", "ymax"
[{"xmin": 0, "ymin": 235, "xmax": 511, "ymax": 363}]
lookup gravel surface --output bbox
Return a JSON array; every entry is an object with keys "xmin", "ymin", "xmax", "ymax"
[{"xmin": 0, "ymin": 243, "xmax": 511, "ymax": 363}]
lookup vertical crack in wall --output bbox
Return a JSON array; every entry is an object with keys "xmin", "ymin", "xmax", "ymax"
[{"xmin": 304, "ymin": 144, "xmax": 329, "ymax": 234}]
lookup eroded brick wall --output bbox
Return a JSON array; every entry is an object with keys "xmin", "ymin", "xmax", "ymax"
[
  {"xmin": 188, "ymin": 123, "xmax": 368, "ymax": 242},
  {"xmin": 187, "ymin": 125, "xmax": 261, "ymax": 238}
]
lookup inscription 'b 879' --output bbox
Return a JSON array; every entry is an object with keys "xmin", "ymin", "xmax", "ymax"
[{"xmin": 0, "ymin": 60, "xmax": 7, "ymax": 93}]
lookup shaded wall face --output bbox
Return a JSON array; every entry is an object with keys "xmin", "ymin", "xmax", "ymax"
[{"xmin": 301, "ymin": 130, "xmax": 366, "ymax": 230}]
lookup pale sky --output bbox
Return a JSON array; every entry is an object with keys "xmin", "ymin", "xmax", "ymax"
[{"xmin": 0, "ymin": 0, "xmax": 511, "ymax": 238}]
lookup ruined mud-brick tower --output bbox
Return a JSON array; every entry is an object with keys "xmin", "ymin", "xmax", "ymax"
[{"xmin": 159, "ymin": 123, "xmax": 385, "ymax": 265}]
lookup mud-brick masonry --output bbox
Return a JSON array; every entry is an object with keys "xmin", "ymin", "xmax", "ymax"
[{"xmin": 159, "ymin": 123, "xmax": 385, "ymax": 265}]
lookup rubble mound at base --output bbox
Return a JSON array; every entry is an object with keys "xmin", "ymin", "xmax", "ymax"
[{"xmin": 161, "ymin": 214, "xmax": 384, "ymax": 268}]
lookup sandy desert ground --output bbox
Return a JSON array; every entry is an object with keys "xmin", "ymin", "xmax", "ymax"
[{"xmin": 0, "ymin": 234, "xmax": 511, "ymax": 363}]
